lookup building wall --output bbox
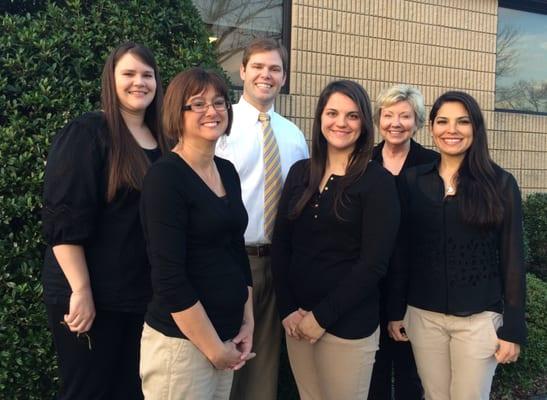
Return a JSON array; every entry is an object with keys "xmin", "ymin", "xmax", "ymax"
[{"xmin": 271, "ymin": 0, "xmax": 547, "ymax": 194}]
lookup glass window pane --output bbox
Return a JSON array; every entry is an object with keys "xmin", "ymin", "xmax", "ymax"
[
  {"xmin": 192, "ymin": 0, "xmax": 284, "ymax": 86},
  {"xmin": 496, "ymin": 7, "xmax": 547, "ymax": 113}
]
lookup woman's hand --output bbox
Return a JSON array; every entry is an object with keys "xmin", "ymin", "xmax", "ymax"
[
  {"xmin": 209, "ymin": 341, "xmax": 245, "ymax": 370},
  {"xmin": 64, "ymin": 287, "xmax": 96, "ymax": 334},
  {"xmin": 388, "ymin": 320, "xmax": 409, "ymax": 342},
  {"xmin": 495, "ymin": 339, "xmax": 520, "ymax": 364},
  {"xmin": 230, "ymin": 319, "xmax": 255, "ymax": 370},
  {"xmin": 296, "ymin": 311, "xmax": 325, "ymax": 344},
  {"xmin": 282, "ymin": 309, "xmax": 307, "ymax": 340}
]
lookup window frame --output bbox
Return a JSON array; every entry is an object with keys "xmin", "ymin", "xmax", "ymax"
[{"xmin": 495, "ymin": 0, "xmax": 547, "ymax": 115}]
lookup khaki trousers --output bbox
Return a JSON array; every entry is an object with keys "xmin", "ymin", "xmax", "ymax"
[
  {"xmin": 286, "ymin": 327, "xmax": 380, "ymax": 400},
  {"xmin": 229, "ymin": 255, "xmax": 282, "ymax": 400},
  {"xmin": 405, "ymin": 306, "xmax": 502, "ymax": 400},
  {"xmin": 140, "ymin": 323, "xmax": 233, "ymax": 400}
]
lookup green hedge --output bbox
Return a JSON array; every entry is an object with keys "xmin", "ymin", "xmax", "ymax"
[
  {"xmin": 492, "ymin": 274, "xmax": 547, "ymax": 399},
  {"xmin": 523, "ymin": 193, "xmax": 547, "ymax": 280},
  {"xmin": 0, "ymin": 1, "xmax": 220, "ymax": 397}
]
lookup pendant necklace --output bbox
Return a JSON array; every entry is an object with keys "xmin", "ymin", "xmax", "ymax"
[{"xmin": 446, "ymin": 185, "xmax": 455, "ymax": 195}]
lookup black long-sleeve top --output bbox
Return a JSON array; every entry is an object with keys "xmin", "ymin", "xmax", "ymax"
[
  {"xmin": 387, "ymin": 162, "xmax": 527, "ymax": 345},
  {"xmin": 271, "ymin": 159, "xmax": 400, "ymax": 339},
  {"xmin": 140, "ymin": 152, "xmax": 252, "ymax": 341},
  {"xmin": 42, "ymin": 112, "xmax": 161, "ymax": 313}
]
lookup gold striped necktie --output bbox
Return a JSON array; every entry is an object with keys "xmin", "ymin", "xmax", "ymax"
[{"xmin": 259, "ymin": 112, "xmax": 282, "ymax": 241}]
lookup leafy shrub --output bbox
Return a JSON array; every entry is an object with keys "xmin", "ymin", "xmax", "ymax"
[
  {"xmin": 0, "ymin": 1, "xmax": 220, "ymax": 397},
  {"xmin": 523, "ymin": 193, "xmax": 547, "ymax": 280},
  {"xmin": 491, "ymin": 274, "xmax": 547, "ymax": 399}
]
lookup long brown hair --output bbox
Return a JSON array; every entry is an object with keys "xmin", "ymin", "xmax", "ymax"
[
  {"xmin": 429, "ymin": 91, "xmax": 504, "ymax": 227},
  {"xmin": 101, "ymin": 42, "xmax": 169, "ymax": 201},
  {"xmin": 291, "ymin": 80, "xmax": 374, "ymax": 219}
]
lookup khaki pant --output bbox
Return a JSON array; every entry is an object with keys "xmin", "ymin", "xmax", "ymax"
[
  {"xmin": 230, "ymin": 255, "xmax": 282, "ymax": 400},
  {"xmin": 405, "ymin": 306, "xmax": 502, "ymax": 400},
  {"xmin": 140, "ymin": 323, "xmax": 233, "ymax": 400},
  {"xmin": 286, "ymin": 327, "xmax": 380, "ymax": 400}
]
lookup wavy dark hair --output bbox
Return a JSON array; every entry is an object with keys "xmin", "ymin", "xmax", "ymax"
[
  {"xmin": 101, "ymin": 42, "xmax": 169, "ymax": 201},
  {"xmin": 429, "ymin": 91, "xmax": 504, "ymax": 227},
  {"xmin": 291, "ymin": 80, "xmax": 374, "ymax": 219}
]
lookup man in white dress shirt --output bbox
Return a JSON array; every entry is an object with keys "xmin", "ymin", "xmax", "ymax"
[{"xmin": 216, "ymin": 38, "xmax": 309, "ymax": 400}]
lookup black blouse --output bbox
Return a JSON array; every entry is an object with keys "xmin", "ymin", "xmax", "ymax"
[
  {"xmin": 387, "ymin": 162, "xmax": 527, "ymax": 345},
  {"xmin": 271, "ymin": 159, "xmax": 400, "ymax": 339},
  {"xmin": 140, "ymin": 152, "xmax": 251, "ymax": 341},
  {"xmin": 42, "ymin": 112, "xmax": 161, "ymax": 313}
]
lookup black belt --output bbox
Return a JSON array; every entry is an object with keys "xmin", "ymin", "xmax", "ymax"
[{"xmin": 245, "ymin": 244, "xmax": 271, "ymax": 257}]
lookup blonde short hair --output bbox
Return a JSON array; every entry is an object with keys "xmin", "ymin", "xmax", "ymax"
[{"xmin": 373, "ymin": 84, "xmax": 426, "ymax": 131}]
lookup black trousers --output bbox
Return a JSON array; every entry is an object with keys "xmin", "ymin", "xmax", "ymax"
[
  {"xmin": 368, "ymin": 317, "xmax": 423, "ymax": 400},
  {"xmin": 46, "ymin": 303, "xmax": 144, "ymax": 400}
]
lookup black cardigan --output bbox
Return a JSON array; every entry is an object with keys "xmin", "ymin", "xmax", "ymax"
[{"xmin": 387, "ymin": 162, "xmax": 527, "ymax": 345}]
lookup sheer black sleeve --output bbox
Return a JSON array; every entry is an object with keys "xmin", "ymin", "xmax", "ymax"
[
  {"xmin": 42, "ymin": 112, "xmax": 106, "ymax": 245},
  {"xmin": 271, "ymin": 161, "xmax": 305, "ymax": 320},
  {"xmin": 140, "ymin": 162, "xmax": 199, "ymax": 313},
  {"xmin": 497, "ymin": 172, "xmax": 527, "ymax": 345},
  {"xmin": 313, "ymin": 165, "xmax": 400, "ymax": 328}
]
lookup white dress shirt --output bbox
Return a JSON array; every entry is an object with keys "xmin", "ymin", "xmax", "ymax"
[{"xmin": 216, "ymin": 97, "xmax": 309, "ymax": 244}]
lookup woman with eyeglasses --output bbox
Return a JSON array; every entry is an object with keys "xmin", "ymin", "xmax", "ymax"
[
  {"xmin": 42, "ymin": 42, "xmax": 169, "ymax": 399},
  {"xmin": 139, "ymin": 68, "xmax": 254, "ymax": 400},
  {"xmin": 388, "ymin": 91, "xmax": 526, "ymax": 400}
]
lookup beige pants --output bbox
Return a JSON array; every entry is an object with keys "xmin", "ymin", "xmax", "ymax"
[
  {"xmin": 140, "ymin": 323, "xmax": 233, "ymax": 400},
  {"xmin": 286, "ymin": 327, "xmax": 379, "ymax": 400},
  {"xmin": 230, "ymin": 255, "xmax": 282, "ymax": 400},
  {"xmin": 405, "ymin": 306, "xmax": 502, "ymax": 400}
]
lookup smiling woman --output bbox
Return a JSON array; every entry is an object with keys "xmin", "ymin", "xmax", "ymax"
[
  {"xmin": 388, "ymin": 91, "xmax": 526, "ymax": 400},
  {"xmin": 271, "ymin": 80, "xmax": 400, "ymax": 400},
  {"xmin": 41, "ymin": 42, "xmax": 169, "ymax": 399},
  {"xmin": 139, "ymin": 68, "xmax": 254, "ymax": 400}
]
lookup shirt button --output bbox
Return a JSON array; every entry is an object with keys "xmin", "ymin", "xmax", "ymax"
[
  {"xmin": 324, "ymin": 186, "xmax": 329, "ymax": 191},
  {"xmin": 330, "ymin": 176, "xmax": 334, "ymax": 181}
]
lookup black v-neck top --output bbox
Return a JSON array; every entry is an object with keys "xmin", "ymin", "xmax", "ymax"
[
  {"xmin": 271, "ymin": 159, "xmax": 400, "ymax": 339},
  {"xmin": 42, "ymin": 111, "xmax": 161, "ymax": 313},
  {"xmin": 140, "ymin": 152, "xmax": 251, "ymax": 341}
]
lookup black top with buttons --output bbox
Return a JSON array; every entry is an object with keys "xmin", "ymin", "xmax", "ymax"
[
  {"xmin": 387, "ymin": 162, "xmax": 527, "ymax": 345},
  {"xmin": 271, "ymin": 159, "xmax": 400, "ymax": 339}
]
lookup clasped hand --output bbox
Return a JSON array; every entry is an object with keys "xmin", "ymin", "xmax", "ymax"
[{"xmin": 282, "ymin": 308, "xmax": 325, "ymax": 344}]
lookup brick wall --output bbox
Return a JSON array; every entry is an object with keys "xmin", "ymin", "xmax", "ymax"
[{"xmin": 269, "ymin": 0, "xmax": 547, "ymax": 194}]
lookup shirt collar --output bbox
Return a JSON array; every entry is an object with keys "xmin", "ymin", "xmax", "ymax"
[{"xmin": 237, "ymin": 96, "xmax": 275, "ymax": 122}]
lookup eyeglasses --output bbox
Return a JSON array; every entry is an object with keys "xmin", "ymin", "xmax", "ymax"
[{"xmin": 182, "ymin": 98, "xmax": 229, "ymax": 113}]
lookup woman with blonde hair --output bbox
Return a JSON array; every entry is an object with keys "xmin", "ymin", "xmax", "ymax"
[{"xmin": 368, "ymin": 84, "xmax": 438, "ymax": 400}]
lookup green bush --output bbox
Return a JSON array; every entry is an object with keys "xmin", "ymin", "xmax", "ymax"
[
  {"xmin": 0, "ymin": 1, "xmax": 220, "ymax": 397},
  {"xmin": 491, "ymin": 274, "xmax": 547, "ymax": 399},
  {"xmin": 523, "ymin": 193, "xmax": 547, "ymax": 280}
]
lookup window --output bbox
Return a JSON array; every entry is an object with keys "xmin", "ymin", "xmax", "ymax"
[
  {"xmin": 191, "ymin": 0, "xmax": 289, "ymax": 88},
  {"xmin": 495, "ymin": 1, "xmax": 547, "ymax": 114}
]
